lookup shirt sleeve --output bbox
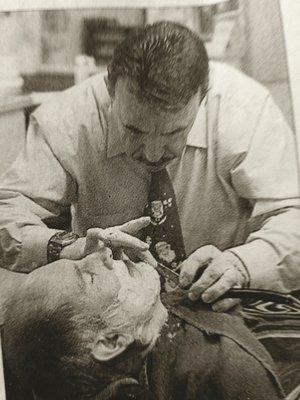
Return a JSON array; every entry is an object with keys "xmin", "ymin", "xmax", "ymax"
[
  {"xmin": 229, "ymin": 94, "xmax": 300, "ymax": 292},
  {"xmin": 0, "ymin": 116, "xmax": 77, "ymax": 272}
]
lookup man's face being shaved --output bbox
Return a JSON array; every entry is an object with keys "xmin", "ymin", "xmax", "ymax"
[
  {"xmin": 3, "ymin": 253, "xmax": 168, "ymax": 400},
  {"xmin": 22, "ymin": 252, "xmax": 167, "ymax": 348}
]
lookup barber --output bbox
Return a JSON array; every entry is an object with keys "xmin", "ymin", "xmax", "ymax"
[{"xmin": 0, "ymin": 22, "xmax": 299, "ymax": 312}]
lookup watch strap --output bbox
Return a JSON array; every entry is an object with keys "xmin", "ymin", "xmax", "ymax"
[{"xmin": 47, "ymin": 231, "xmax": 79, "ymax": 263}]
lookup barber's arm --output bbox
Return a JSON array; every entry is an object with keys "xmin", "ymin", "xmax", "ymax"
[
  {"xmin": 0, "ymin": 117, "xmax": 151, "ymax": 272},
  {"xmin": 0, "ymin": 117, "xmax": 77, "ymax": 272},
  {"xmin": 180, "ymin": 95, "xmax": 300, "ymax": 311}
]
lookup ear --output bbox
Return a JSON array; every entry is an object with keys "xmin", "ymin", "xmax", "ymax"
[
  {"xmin": 104, "ymin": 75, "xmax": 114, "ymax": 100},
  {"xmin": 92, "ymin": 332, "xmax": 134, "ymax": 362}
]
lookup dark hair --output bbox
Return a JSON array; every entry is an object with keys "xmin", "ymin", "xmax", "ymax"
[
  {"xmin": 108, "ymin": 21, "xmax": 209, "ymax": 110},
  {"xmin": 3, "ymin": 294, "xmax": 147, "ymax": 400}
]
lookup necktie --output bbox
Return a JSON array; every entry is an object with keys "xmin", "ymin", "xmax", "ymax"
[{"xmin": 142, "ymin": 169, "xmax": 186, "ymax": 272}]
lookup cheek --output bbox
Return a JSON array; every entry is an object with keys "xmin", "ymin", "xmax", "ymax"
[
  {"xmin": 84, "ymin": 274, "xmax": 121, "ymax": 313},
  {"xmin": 137, "ymin": 300, "xmax": 168, "ymax": 346},
  {"xmin": 40, "ymin": 269, "xmax": 80, "ymax": 295},
  {"xmin": 52, "ymin": 277, "xmax": 82, "ymax": 300},
  {"xmin": 126, "ymin": 136, "xmax": 145, "ymax": 155},
  {"xmin": 167, "ymin": 135, "xmax": 187, "ymax": 155}
]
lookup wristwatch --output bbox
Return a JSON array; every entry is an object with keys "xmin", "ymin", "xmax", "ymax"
[{"xmin": 47, "ymin": 231, "xmax": 79, "ymax": 263}]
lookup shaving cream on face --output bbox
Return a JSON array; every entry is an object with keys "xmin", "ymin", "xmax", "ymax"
[
  {"xmin": 101, "ymin": 260, "xmax": 167, "ymax": 344},
  {"xmin": 114, "ymin": 260, "xmax": 160, "ymax": 312}
]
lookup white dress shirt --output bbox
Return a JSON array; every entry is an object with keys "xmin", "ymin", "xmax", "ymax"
[{"xmin": 0, "ymin": 62, "xmax": 299, "ymax": 292}]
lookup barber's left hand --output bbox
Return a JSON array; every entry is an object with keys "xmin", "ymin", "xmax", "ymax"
[
  {"xmin": 84, "ymin": 217, "xmax": 150, "ymax": 254},
  {"xmin": 84, "ymin": 217, "xmax": 156, "ymax": 268},
  {"xmin": 60, "ymin": 217, "xmax": 152, "ymax": 267},
  {"xmin": 179, "ymin": 245, "xmax": 249, "ymax": 312}
]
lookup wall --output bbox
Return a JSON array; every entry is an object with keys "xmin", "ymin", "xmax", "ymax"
[
  {"xmin": 145, "ymin": 7, "xmax": 201, "ymax": 33},
  {"xmin": 224, "ymin": 0, "xmax": 293, "ymax": 127},
  {"xmin": 0, "ymin": 12, "xmax": 41, "ymax": 75},
  {"xmin": 242, "ymin": 0, "xmax": 287, "ymax": 83},
  {"xmin": 0, "ymin": 9, "xmax": 144, "ymax": 73},
  {"xmin": 280, "ymin": 0, "xmax": 300, "ymax": 164},
  {"xmin": 67, "ymin": 8, "xmax": 144, "ymax": 64},
  {"xmin": 241, "ymin": 0, "xmax": 292, "ymax": 126}
]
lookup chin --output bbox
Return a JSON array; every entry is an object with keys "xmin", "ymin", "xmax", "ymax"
[{"xmin": 138, "ymin": 300, "xmax": 168, "ymax": 352}]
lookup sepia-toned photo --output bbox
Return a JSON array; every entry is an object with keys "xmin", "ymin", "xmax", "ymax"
[{"xmin": 0, "ymin": 1, "xmax": 299, "ymax": 399}]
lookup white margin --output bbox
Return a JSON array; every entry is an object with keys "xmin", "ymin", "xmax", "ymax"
[{"xmin": 0, "ymin": 0, "xmax": 228, "ymax": 12}]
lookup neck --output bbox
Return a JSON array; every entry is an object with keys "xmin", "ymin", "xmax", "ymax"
[{"xmin": 0, "ymin": 268, "xmax": 26, "ymax": 325}]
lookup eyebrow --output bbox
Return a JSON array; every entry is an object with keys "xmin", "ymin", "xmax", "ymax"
[
  {"xmin": 123, "ymin": 123, "xmax": 147, "ymax": 135},
  {"xmin": 164, "ymin": 125, "xmax": 189, "ymax": 135},
  {"xmin": 74, "ymin": 264, "xmax": 87, "ymax": 291}
]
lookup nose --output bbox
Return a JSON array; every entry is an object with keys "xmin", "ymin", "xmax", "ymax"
[
  {"xmin": 143, "ymin": 136, "xmax": 166, "ymax": 163},
  {"xmin": 99, "ymin": 247, "xmax": 113, "ymax": 269}
]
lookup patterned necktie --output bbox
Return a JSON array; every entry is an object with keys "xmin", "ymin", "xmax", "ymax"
[{"xmin": 142, "ymin": 169, "xmax": 186, "ymax": 272}]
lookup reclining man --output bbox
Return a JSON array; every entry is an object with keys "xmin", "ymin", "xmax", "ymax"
[{"xmin": 1, "ymin": 237, "xmax": 284, "ymax": 400}]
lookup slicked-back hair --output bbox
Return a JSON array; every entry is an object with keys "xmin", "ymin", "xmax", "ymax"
[
  {"xmin": 107, "ymin": 21, "xmax": 209, "ymax": 111},
  {"xmin": 3, "ymin": 294, "xmax": 148, "ymax": 400}
]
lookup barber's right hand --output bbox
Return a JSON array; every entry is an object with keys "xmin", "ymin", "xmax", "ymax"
[{"xmin": 60, "ymin": 217, "xmax": 151, "ymax": 266}]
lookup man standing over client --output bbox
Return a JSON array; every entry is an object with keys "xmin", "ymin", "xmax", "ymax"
[{"xmin": 0, "ymin": 22, "xmax": 299, "ymax": 311}]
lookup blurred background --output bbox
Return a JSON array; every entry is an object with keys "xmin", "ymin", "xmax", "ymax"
[{"xmin": 0, "ymin": 0, "xmax": 296, "ymax": 176}]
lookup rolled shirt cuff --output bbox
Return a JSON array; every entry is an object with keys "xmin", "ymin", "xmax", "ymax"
[
  {"xmin": 222, "ymin": 250, "xmax": 250, "ymax": 287},
  {"xmin": 228, "ymin": 240, "xmax": 286, "ymax": 292},
  {"xmin": 19, "ymin": 226, "xmax": 62, "ymax": 272}
]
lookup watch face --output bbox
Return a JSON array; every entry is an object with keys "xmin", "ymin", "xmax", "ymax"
[{"xmin": 52, "ymin": 231, "xmax": 78, "ymax": 246}]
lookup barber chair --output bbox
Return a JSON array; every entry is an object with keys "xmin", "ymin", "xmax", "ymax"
[{"xmin": 242, "ymin": 292, "xmax": 300, "ymax": 399}]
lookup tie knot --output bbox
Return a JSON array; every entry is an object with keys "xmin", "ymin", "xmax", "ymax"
[{"xmin": 149, "ymin": 169, "xmax": 170, "ymax": 201}]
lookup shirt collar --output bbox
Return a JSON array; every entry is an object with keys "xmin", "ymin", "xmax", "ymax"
[
  {"xmin": 106, "ymin": 107, "xmax": 127, "ymax": 158},
  {"xmin": 186, "ymin": 98, "xmax": 207, "ymax": 148},
  {"xmin": 106, "ymin": 97, "xmax": 208, "ymax": 159}
]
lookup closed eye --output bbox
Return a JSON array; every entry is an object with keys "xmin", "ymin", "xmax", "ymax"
[
  {"xmin": 164, "ymin": 125, "xmax": 189, "ymax": 136},
  {"xmin": 124, "ymin": 124, "xmax": 147, "ymax": 135}
]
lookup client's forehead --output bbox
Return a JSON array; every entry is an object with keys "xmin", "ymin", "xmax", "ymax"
[{"xmin": 26, "ymin": 257, "xmax": 120, "ymax": 308}]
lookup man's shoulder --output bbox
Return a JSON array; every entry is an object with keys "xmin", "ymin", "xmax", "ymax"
[
  {"xmin": 209, "ymin": 61, "xmax": 269, "ymax": 104},
  {"xmin": 30, "ymin": 73, "xmax": 110, "ymax": 158},
  {"xmin": 32, "ymin": 72, "xmax": 110, "ymax": 132},
  {"xmin": 208, "ymin": 62, "xmax": 271, "ymax": 155}
]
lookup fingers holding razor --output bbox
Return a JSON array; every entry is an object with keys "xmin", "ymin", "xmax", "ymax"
[{"xmin": 85, "ymin": 217, "xmax": 152, "ymax": 268}]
